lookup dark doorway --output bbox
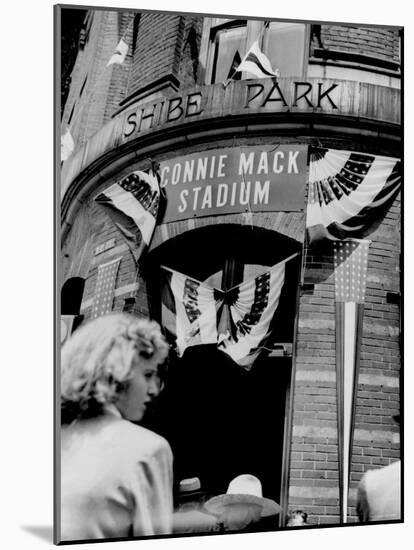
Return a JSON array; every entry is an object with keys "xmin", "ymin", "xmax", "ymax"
[
  {"xmin": 142, "ymin": 225, "xmax": 301, "ymax": 515},
  {"xmin": 61, "ymin": 277, "xmax": 85, "ymax": 315}
]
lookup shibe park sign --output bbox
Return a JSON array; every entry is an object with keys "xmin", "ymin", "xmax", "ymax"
[
  {"xmin": 122, "ymin": 79, "xmax": 340, "ymax": 140},
  {"xmin": 159, "ymin": 145, "xmax": 308, "ymax": 222}
]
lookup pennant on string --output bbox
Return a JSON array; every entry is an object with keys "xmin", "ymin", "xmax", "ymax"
[
  {"xmin": 333, "ymin": 238, "xmax": 370, "ymax": 523},
  {"xmin": 107, "ymin": 38, "xmax": 128, "ymax": 66},
  {"xmin": 94, "ymin": 168, "xmax": 160, "ymax": 262},
  {"xmin": 225, "ymin": 40, "xmax": 280, "ymax": 85},
  {"xmin": 61, "ymin": 127, "xmax": 75, "ymax": 161},
  {"xmin": 306, "ymin": 147, "xmax": 401, "ymax": 245}
]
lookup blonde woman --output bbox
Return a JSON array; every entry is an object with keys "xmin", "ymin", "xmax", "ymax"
[{"xmin": 59, "ymin": 313, "xmax": 173, "ymax": 542}]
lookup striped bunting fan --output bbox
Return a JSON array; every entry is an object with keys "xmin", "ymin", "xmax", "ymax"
[
  {"xmin": 161, "ymin": 254, "xmax": 296, "ymax": 370},
  {"xmin": 161, "ymin": 268, "xmax": 221, "ymax": 353},
  {"xmin": 95, "ymin": 168, "xmax": 160, "ymax": 261},
  {"xmin": 306, "ymin": 147, "xmax": 401, "ymax": 245}
]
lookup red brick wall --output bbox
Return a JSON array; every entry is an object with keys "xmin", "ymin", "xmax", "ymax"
[
  {"xmin": 103, "ymin": 12, "xmax": 135, "ymax": 121},
  {"xmin": 289, "ymin": 194, "xmax": 401, "ymax": 525},
  {"xmin": 62, "ymin": 10, "xmax": 134, "ymax": 149},
  {"xmin": 128, "ymin": 13, "xmax": 184, "ymax": 96},
  {"xmin": 62, "ymin": 10, "xmax": 202, "ymax": 152},
  {"xmin": 62, "ymin": 194, "xmax": 143, "ymax": 321},
  {"xmin": 177, "ymin": 16, "xmax": 204, "ymax": 89},
  {"xmin": 315, "ymin": 25, "xmax": 400, "ymax": 63}
]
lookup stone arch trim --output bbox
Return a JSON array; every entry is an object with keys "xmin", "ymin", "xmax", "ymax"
[{"xmin": 149, "ymin": 211, "xmax": 306, "ymax": 252}]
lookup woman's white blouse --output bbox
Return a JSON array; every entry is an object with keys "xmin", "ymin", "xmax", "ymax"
[{"xmin": 59, "ymin": 406, "xmax": 173, "ymax": 542}]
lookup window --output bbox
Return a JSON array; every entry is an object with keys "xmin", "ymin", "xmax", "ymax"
[
  {"xmin": 263, "ymin": 22, "xmax": 307, "ymax": 78},
  {"xmin": 212, "ymin": 25, "xmax": 246, "ymax": 82},
  {"xmin": 132, "ymin": 13, "xmax": 141, "ymax": 54},
  {"xmin": 201, "ymin": 18, "xmax": 308, "ymax": 84}
]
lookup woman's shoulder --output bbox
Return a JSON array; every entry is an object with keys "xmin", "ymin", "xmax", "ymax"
[{"xmin": 105, "ymin": 415, "xmax": 172, "ymax": 459}]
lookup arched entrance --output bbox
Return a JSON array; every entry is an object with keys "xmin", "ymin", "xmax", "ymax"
[{"xmin": 142, "ymin": 224, "xmax": 302, "ymax": 525}]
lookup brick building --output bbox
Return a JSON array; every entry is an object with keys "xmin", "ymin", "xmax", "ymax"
[{"xmin": 58, "ymin": 6, "xmax": 402, "ymax": 529}]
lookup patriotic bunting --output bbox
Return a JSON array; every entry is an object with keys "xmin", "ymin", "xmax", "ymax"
[
  {"xmin": 232, "ymin": 40, "xmax": 280, "ymax": 81},
  {"xmin": 161, "ymin": 269, "xmax": 221, "ymax": 353},
  {"xmin": 107, "ymin": 38, "xmax": 128, "ymax": 66},
  {"xmin": 306, "ymin": 147, "xmax": 401, "ymax": 245},
  {"xmin": 333, "ymin": 239, "xmax": 370, "ymax": 523},
  {"xmin": 217, "ymin": 260, "xmax": 287, "ymax": 368},
  {"xmin": 161, "ymin": 254, "xmax": 297, "ymax": 370},
  {"xmin": 94, "ymin": 169, "xmax": 160, "ymax": 261}
]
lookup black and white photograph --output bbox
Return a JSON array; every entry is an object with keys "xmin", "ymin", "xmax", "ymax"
[{"xmin": 54, "ymin": 1, "xmax": 404, "ymax": 546}]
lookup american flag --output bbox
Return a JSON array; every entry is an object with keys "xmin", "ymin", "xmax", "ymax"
[
  {"xmin": 307, "ymin": 147, "xmax": 401, "ymax": 245},
  {"xmin": 333, "ymin": 239, "xmax": 370, "ymax": 523},
  {"xmin": 90, "ymin": 257, "xmax": 121, "ymax": 319},
  {"xmin": 333, "ymin": 239, "xmax": 370, "ymax": 303},
  {"xmin": 95, "ymin": 169, "xmax": 160, "ymax": 261}
]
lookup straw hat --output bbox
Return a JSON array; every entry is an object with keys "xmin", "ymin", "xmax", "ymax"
[{"xmin": 204, "ymin": 474, "xmax": 281, "ymax": 517}]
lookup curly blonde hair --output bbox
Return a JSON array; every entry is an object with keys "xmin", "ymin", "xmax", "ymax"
[{"xmin": 61, "ymin": 313, "xmax": 169, "ymax": 424}]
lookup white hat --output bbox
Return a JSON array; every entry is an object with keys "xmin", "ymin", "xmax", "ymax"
[{"xmin": 204, "ymin": 474, "xmax": 281, "ymax": 517}]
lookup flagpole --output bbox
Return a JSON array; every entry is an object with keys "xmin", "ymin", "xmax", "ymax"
[
  {"xmin": 334, "ymin": 239, "xmax": 370, "ymax": 524},
  {"xmin": 335, "ymin": 300, "xmax": 346, "ymax": 522}
]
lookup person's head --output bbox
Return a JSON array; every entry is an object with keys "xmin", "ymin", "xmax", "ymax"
[
  {"xmin": 177, "ymin": 477, "xmax": 207, "ymax": 510},
  {"xmin": 61, "ymin": 313, "xmax": 169, "ymax": 424}
]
